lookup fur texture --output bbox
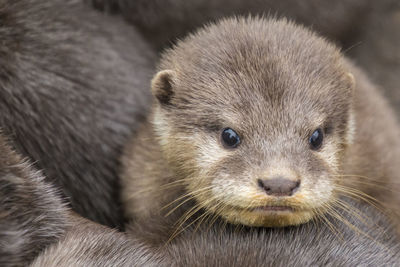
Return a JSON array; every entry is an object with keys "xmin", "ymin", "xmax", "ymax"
[
  {"xmin": 121, "ymin": 17, "xmax": 400, "ymax": 230},
  {"xmin": 0, "ymin": 135, "xmax": 68, "ymax": 267},
  {"xmin": 125, "ymin": 198, "xmax": 400, "ymax": 266},
  {"xmin": 0, "ymin": 0, "xmax": 156, "ymax": 227},
  {"xmin": 163, "ymin": 200, "xmax": 400, "ymax": 266},
  {"xmin": 31, "ymin": 215, "xmax": 164, "ymax": 267},
  {"xmin": 0, "ymin": 133, "xmax": 160, "ymax": 266},
  {"xmin": 0, "ymin": 130, "xmax": 396, "ymax": 266}
]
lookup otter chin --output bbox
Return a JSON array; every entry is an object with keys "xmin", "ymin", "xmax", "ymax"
[
  {"xmin": 220, "ymin": 209, "xmax": 315, "ymax": 228},
  {"xmin": 121, "ymin": 17, "xmax": 400, "ymax": 229}
]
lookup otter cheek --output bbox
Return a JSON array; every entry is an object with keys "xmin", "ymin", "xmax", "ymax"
[
  {"xmin": 211, "ymin": 176, "xmax": 258, "ymax": 206},
  {"xmin": 195, "ymin": 134, "xmax": 230, "ymax": 171},
  {"xmin": 300, "ymin": 174, "xmax": 334, "ymax": 209},
  {"xmin": 314, "ymin": 177, "xmax": 334, "ymax": 205}
]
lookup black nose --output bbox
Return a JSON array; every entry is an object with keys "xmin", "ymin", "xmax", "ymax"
[{"xmin": 257, "ymin": 178, "xmax": 300, "ymax": 196}]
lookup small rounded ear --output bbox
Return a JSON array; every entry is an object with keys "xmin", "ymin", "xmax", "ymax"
[
  {"xmin": 346, "ymin": 72, "xmax": 355, "ymax": 89},
  {"xmin": 151, "ymin": 70, "xmax": 176, "ymax": 106}
]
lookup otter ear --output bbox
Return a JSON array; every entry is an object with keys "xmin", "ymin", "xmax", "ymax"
[
  {"xmin": 151, "ymin": 70, "xmax": 177, "ymax": 106},
  {"xmin": 346, "ymin": 72, "xmax": 355, "ymax": 90}
]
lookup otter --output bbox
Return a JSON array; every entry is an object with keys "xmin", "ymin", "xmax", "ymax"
[
  {"xmin": 121, "ymin": 17, "xmax": 400, "ymax": 229},
  {"xmin": 0, "ymin": 0, "xmax": 155, "ymax": 228}
]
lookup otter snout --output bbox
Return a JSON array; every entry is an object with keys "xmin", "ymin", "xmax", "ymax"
[{"xmin": 257, "ymin": 178, "xmax": 300, "ymax": 196}]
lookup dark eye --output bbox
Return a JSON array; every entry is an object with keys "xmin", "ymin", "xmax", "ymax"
[
  {"xmin": 309, "ymin": 128, "xmax": 323, "ymax": 150},
  {"xmin": 221, "ymin": 128, "xmax": 240, "ymax": 148}
]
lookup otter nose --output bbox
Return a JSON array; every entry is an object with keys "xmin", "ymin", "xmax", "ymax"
[{"xmin": 257, "ymin": 178, "xmax": 300, "ymax": 196}]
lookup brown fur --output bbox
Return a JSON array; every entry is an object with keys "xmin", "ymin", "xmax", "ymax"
[{"xmin": 121, "ymin": 17, "xmax": 400, "ymax": 230}]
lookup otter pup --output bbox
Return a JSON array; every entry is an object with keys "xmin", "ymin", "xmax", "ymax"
[{"xmin": 121, "ymin": 17, "xmax": 400, "ymax": 229}]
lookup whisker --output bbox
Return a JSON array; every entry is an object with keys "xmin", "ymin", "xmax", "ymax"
[
  {"xmin": 333, "ymin": 174, "xmax": 400, "ymax": 185},
  {"xmin": 314, "ymin": 209, "xmax": 343, "ymax": 240},
  {"xmin": 162, "ymin": 186, "xmax": 213, "ymax": 215},
  {"xmin": 126, "ymin": 177, "xmax": 195, "ymax": 199}
]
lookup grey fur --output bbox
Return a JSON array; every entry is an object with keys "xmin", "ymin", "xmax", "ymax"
[
  {"xmin": 124, "ymin": 198, "xmax": 400, "ymax": 266},
  {"xmin": 31, "ymin": 216, "xmax": 164, "ymax": 267},
  {"xmin": 163, "ymin": 201, "xmax": 400, "ymax": 266},
  {"xmin": 0, "ymin": 133, "xmax": 161, "ymax": 267},
  {"xmin": 0, "ymin": 135, "xmax": 69, "ymax": 267},
  {"xmin": 0, "ymin": 0, "xmax": 156, "ymax": 227}
]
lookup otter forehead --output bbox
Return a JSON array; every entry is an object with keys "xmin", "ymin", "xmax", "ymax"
[
  {"xmin": 157, "ymin": 18, "xmax": 353, "ymax": 140},
  {"xmin": 159, "ymin": 18, "xmax": 352, "ymax": 127}
]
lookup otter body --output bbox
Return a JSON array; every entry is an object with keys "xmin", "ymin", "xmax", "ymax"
[
  {"xmin": 0, "ymin": 0, "xmax": 156, "ymax": 227},
  {"xmin": 31, "ymin": 199, "xmax": 400, "ymax": 266},
  {"xmin": 30, "ymin": 216, "xmax": 164, "ymax": 267},
  {"xmin": 121, "ymin": 17, "xmax": 400, "ymax": 229},
  {"xmin": 0, "ymin": 133, "xmax": 161, "ymax": 266},
  {"xmin": 159, "ymin": 199, "xmax": 400, "ymax": 266},
  {"xmin": 0, "ymin": 135, "xmax": 68, "ymax": 266}
]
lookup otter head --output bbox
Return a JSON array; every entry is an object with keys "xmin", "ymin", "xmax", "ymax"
[{"xmin": 151, "ymin": 17, "xmax": 355, "ymax": 227}]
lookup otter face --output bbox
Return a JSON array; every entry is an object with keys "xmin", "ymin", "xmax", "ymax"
[{"xmin": 151, "ymin": 18, "xmax": 355, "ymax": 227}]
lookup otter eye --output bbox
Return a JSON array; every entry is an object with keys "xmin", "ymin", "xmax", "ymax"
[
  {"xmin": 221, "ymin": 128, "xmax": 240, "ymax": 148},
  {"xmin": 309, "ymin": 128, "xmax": 323, "ymax": 150}
]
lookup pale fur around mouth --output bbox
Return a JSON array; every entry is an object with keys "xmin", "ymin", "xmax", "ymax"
[{"xmin": 252, "ymin": 206, "xmax": 294, "ymax": 212}]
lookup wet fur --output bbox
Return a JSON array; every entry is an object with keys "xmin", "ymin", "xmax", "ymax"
[{"xmin": 0, "ymin": 0, "xmax": 156, "ymax": 227}]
